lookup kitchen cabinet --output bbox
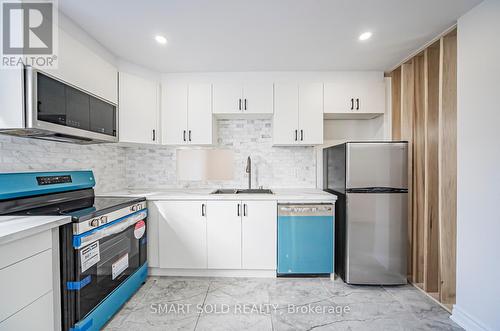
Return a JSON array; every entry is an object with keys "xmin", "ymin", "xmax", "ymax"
[
  {"xmin": 156, "ymin": 201, "xmax": 208, "ymax": 269},
  {"xmin": 273, "ymin": 82, "xmax": 323, "ymax": 145},
  {"xmin": 46, "ymin": 28, "xmax": 117, "ymax": 104},
  {"xmin": 324, "ymin": 75, "xmax": 385, "ymax": 119},
  {"xmin": 213, "ymin": 81, "xmax": 273, "ymax": 116},
  {"xmin": 162, "ymin": 82, "xmax": 214, "ymax": 145},
  {"xmin": 119, "ymin": 72, "xmax": 159, "ymax": 144},
  {"xmin": 206, "ymin": 201, "xmax": 242, "ymax": 269},
  {"xmin": 206, "ymin": 200, "xmax": 277, "ymax": 270},
  {"xmin": 242, "ymin": 201, "xmax": 277, "ymax": 270},
  {"xmin": 0, "ymin": 229, "xmax": 59, "ymax": 331}
]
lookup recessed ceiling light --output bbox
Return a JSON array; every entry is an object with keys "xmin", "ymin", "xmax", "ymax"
[
  {"xmin": 155, "ymin": 35, "xmax": 167, "ymax": 45},
  {"xmin": 359, "ymin": 32, "xmax": 373, "ymax": 41}
]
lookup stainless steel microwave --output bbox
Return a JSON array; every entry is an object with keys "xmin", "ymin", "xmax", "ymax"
[{"xmin": 0, "ymin": 66, "xmax": 118, "ymax": 144}]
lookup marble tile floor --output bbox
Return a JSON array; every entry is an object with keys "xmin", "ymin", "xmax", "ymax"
[{"xmin": 103, "ymin": 276, "xmax": 461, "ymax": 331}]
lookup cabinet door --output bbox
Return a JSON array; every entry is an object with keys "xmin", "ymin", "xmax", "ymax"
[
  {"xmin": 187, "ymin": 83, "xmax": 213, "ymax": 145},
  {"xmin": 162, "ymin": 81, "xmax": 188, "ymax": 145},
  {"xmin": 157, "ymin": 201, "xmax": 207, "ymax": 269},
  {"xmin": 242, "ymin": 81, "xmax": 273, "ymax": 114},
  {"xmin": 273, "ymin": 82, "xmax": 299, "ymax": 145},
  {"xmin": 357, "ymin": 81, "xmax": 386, "ymax": 114},
  {"xmin": 213, "ymin": 83, "xmax": 243, "ymax": 114},
  {"xmin": 207, "ymin": 201, "xmax": 242, "ymax": 269},
  {"xmin": 145, "ymin": 201, "xmax": 160, "ymax": 268},
  {"xmin": 298, "ymin": 82, "xmax": 323, "ymax": 145},
  {"xmin": 242, "ymin": 201, "xmax": 277, "ymax": 270},
  {"xmin": 119, "ymin": 72, "xmax": 159, "ymax": 144},
  {"xmin": 324, "ymin": 80, "xmax": 354, "ymax": 114}
]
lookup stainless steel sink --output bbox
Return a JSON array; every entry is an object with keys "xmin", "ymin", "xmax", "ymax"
[{"xmin": 211, "ymin": 189, "xmax": 273, "ymax": 194}]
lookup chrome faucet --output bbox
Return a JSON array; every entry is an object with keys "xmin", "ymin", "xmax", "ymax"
[{"xmin": 245, "ymin": 156, "xmax": 251, "ymax": 189}]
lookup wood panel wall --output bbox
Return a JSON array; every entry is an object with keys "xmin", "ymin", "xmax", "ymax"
[
  {"xmin": 388, "ymin": 29, "xmax": 457, "ymax": 309},
  {"xmin": 438, "ymin": 30, "xmax": 457, "ymax": 306},
  {"xmin": 424, "ymin": 42, "xmax": 441, "ymax": 294},
  {"xmin": 400, "ymin": 62, "xmax": 414, "ymax": 280},
  {"xmin": 413, "ymin": 54, "xmax": 426, "ymax": 284}
]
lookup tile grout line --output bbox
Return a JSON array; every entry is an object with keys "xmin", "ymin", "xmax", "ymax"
[{"xmin": 193, "ymin": 280, "xmax": 212, "ymax": 331}]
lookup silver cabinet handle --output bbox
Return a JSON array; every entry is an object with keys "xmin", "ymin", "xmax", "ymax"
[
  {"xmin": 237, "ymin": 203, "xmax": 241, "ymax": 216},
  {"xmin": 152, "ymin": 129, "xmax": 156, "ymax": 141},
  {"xmin": 350, "ymin": 98, "xmax": 354, "ymax": 110},
  {"xmin": 300, "ymin": 130, "xmax": 304, "ymax": 141},
  {"xmin": 244, "ymin": 98, "xmax": 247, "ymax": 110},
  {"xmin": 295, "ymin": 130, "xmax": 298, "ymax": 141},
  {"xmin": 183, "ymin": 130, "xmax": 186, "ymax": 142},
  {"xmin": 243, "ymin": 204, "xmax": 247, "ymax": 216},
  {"xmin": 201, "ymin": 203, "xmax": 206, "ymax": 216},
  {"xmin": 189, "ymin": 130, "xmax": 192, "ymax": 142},
  {"xmin": 356, "ymin": 98, "xmax": 360, "ymax": 110},
  {"xmin": 239, "ymin": 99, "xmax": 242, "ymax": 110}
]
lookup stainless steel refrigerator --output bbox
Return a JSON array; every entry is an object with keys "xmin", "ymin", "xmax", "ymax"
[{"xmin": 323, "ymin": 142, "xmax": 408, "ymax": 285}]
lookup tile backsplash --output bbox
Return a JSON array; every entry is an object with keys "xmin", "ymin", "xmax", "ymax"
[
  {"xmin": 0, "ymin": 119, "xmax": 317, "ymax": 192},
  {"xmin": 125, "ymin": 119, "xmax": 317, "ymax": 189},
  {"xmin": 0, "ymin": 135, "xmax": 127, "ymax": 193}
]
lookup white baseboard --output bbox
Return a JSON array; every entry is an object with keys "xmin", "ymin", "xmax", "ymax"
[
  {"xmin": 451, "ymin": 305, "xmax": 489, "ymax": 331},
  {"xmin": 149, "ymin": 268, "xmax": 277, "ymax": 278}
]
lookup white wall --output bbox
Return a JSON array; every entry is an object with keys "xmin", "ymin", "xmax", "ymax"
[{"xmin": 452, "ymin": 1, "xmax": 500, "ymax": 330}]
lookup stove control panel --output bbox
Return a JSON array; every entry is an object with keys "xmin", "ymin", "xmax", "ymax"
[
  {"xmin": 89, "ymin": 215, "xmax": 108, "ymax": 228},
  {"xmin": 130, "ymin": 203, "xmax": 144, "ymax": 212}
]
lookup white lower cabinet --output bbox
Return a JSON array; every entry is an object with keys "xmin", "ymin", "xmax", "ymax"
[
  {"xmin": 157, "ymin": 201, "xmax": 208, "ymax": 269},
  {"xmin": 155, "ymin": 199, "xmax": 277, "ymax": 272},
  {"xmin": 0, "ymin": 291, "xmax": 53, "ymax": 331},
  {"xmin": 0, "ymin": 230, "xmax": 58, "ymax": 331},
  {"xmin": 207, "ymin": 201, "xmax": 242, "ymax": 269},
  {"xmin": 242, "ymin": 201, "xmax": 277, "ymax": 269}
]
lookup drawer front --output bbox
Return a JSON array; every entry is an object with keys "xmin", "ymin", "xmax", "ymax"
[
  {"xmin": 0, "ymin": 249, "xmax": 53, "ymax": 322},
  {"xmin": 0, "ymin": 230, "xmax": 52, "ymax": 270},
  {"xmin": 0, "ymin": 291, "xmax": 53, "ymax": 331}
]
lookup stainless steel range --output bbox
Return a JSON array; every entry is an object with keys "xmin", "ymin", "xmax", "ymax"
[{"xmin": 0, "ymin": 171, "xmax": 148, "ymax": 331}]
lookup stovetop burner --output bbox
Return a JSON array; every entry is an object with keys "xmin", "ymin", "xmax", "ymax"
[{"xmin": 0, "ymin": 188, "xmax": 145, "ymax": 222}]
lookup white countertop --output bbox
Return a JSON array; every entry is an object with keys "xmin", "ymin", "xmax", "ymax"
[
  {"xmin": 0, "ymin": 215, "xmax": 72, "ymax": 246},
  {"xmin": 98, "ymin": 188, "xmax": 337, "ymax": 203}
]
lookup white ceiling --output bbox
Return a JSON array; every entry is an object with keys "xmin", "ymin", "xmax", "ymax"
[{"xmin": 59, "ymin": 0, "xmax": 481, "ymax": 73}]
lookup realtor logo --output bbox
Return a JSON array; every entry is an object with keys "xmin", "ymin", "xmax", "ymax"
[{"xmin": 1, "ymin": 0, "xmax": 58, "ymax": 68}]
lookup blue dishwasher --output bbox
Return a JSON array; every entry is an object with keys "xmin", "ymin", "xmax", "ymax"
[{"xmin": 278, "ymin": 204, "xmax": 334, "ymax": 275}]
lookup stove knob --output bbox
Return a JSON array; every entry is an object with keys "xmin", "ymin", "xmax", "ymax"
[
  {"xmin": 100, "ymin": 216, "xmax": 108, "ymax": 224},
  {"xmin": 131, "ymin": 205, "xmax": 136, "ymax": 212},
  {"xmin": 90, "ymin": 219, "xmax": 99, "ymax": 227}
]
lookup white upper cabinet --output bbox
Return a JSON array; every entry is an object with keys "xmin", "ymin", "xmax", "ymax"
[
  {"xmin": 162, "ymin": 81, "xmax": 214, "ymax": 145},
  {"xmin": 162, "ymin": 82, "xmax": 188, "ymax": 145},
  {"xmin": 213, "ymin": 80, "xmax": 273, "ymax": 116},
  {"xmin": 213, "ymin": 83, "xmax": 243, "ymax": 115},
  {"xmin": 187, "ymin": 84, "xmax": 214, "ymax": 144},
  {"xmin": 298, "ymin": 82, "xmax": 324, "ymax": 145},
  {"xmin": 324, "ymin": 73, "xmax": 385, "ymax": 119},
  {"xmin": 118, "ymin": 72, "xmax": 159, "ymax": 144},
  {"xmin": 46, "ymin": 29, "xmax": 118, "ymax": 104},
  {"xmin": 273, "ymin": 82, "xmax": 323, "ymax": 146}
]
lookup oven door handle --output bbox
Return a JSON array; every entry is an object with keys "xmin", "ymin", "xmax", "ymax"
[{"xmin": 73, "ymin": 209, "xmax": 148, "ymax": 249}]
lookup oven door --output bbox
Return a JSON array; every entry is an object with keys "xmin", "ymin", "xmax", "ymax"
[{"xmin": 61, "ymin": 210, "xmax": 147, "ymax": 330}]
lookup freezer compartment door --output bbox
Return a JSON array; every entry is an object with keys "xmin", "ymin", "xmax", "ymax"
[
  {"xmin": 346, "ymin": 142, "xmax": 408, "ymax": 189},
  {"xmin": 346, "ymin": 193, "xmax": 407, "ymax": 285}
]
